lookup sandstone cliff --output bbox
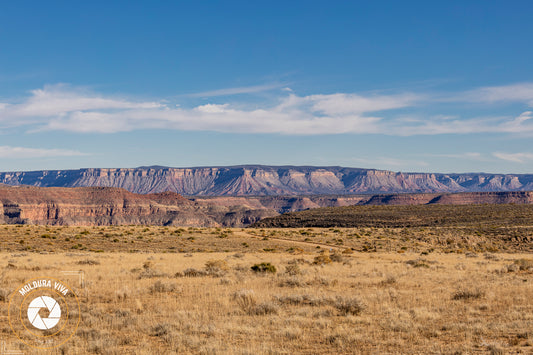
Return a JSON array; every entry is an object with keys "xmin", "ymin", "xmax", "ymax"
[
  {"xmin": 0, "ymin": 185, "xmax": 278, "ymax": 227},
  {"xmin": 1, "ymin": 184, "xmax": 533, "ymax": 227},
  {"xmin": 2, "ymin": 165, "xmax": 533, "ymax": 196}
]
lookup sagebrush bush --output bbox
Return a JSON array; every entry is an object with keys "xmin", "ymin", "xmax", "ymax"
[
  {"xmin": 284, "ymin": 264, "xmax": 302, "ymax": 276},
  {"xmin": 313, "ymin": 255, "xmax": 332, "ymax": 265},
  {"xmin": 251, "ymin": 302, "xmax": 279, "ymax": 315},
  {"xmin": 452, "ymin": 288, "xmax": 485, "ymax": 300},
  {"xmin": 182, "ymin": 268, "xmax": 209, "ymax": 277},
  {"xmin": 288, "ymin": 258, "xmax": 308, "ymax": 265},
  {"xmin": 274, "ymin": 294, "xmax": 334, "ymax": 306},
  {"xmin": 77, "ymin": 259, "xmax": 100, "ymax": 265},
  {"xmin": 149, "ymin": 281, "xmax": 176, "ymax": 294},
  {"xmin": 137, "ymin": 268, "xmax": 167, "ymax": 279},
  {"xmin": 278, "ymin": 276, "xmax": 307, "ymax": 288},
  {"xmin": 251, "ymin": 262, "xmax": 276, "ymax": 273},
  {"xmin": 335, "ymin": 296, "xmax": 365, "ymax": 315},
  {"xmin": 232, "ymin": 289, "xmax": 257, "ymax": 313},
  {"xmin": 205, "ymin": 259, "xmax": 229, "ymax": 271},
  {"xmin": 405, "ymin": 259, "xmax": 430, "ymax": 268},
  {"xmin": 513, "ymin": 258, "xmax": 533, "ymax": 271},
  {"xmin": 329, "ymin": 253, "xmax": 344, "ymax": 263},
  {"xmin": 380, "ymin": 276, "xmax": 397, "ymax": 286},
  {"xmin": 151, "ymin": 323, "xmax": 171, "ymax": 337},
  {"xmin": 204, "ymin": 259, "xmax": 229, "ymax": 277}
]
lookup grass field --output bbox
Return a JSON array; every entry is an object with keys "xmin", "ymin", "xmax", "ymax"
[{"xmin": 0, "ymin": 224, "xmax": 532, "ymax": 354}]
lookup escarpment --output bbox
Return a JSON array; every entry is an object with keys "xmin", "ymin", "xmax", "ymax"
[{"xmin": 2, "ymin": 165, "xmax": 533, "ymax": 196}]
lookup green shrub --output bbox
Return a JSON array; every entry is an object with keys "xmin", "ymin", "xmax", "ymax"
[{"xmin": 251, "ymin": 262, "xmax": 276, "ymax": 273}]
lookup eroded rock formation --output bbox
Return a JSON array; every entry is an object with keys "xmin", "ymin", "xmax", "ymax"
[{"xmin": 2, "ymin": 165, "xmax": 533, "ymax": 196}]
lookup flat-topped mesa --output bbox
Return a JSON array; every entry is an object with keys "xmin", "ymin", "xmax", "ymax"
[{"xmin": 2, "ymin": 165, "xmax": 533, "ymax": 196}]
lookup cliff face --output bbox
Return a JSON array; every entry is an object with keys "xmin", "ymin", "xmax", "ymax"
[
  {"xmin": 2, "ymin": 165, "xmax": 533, "ymax": 196},
  {"xmin": 0, "ymin": 185, "xmax": 281, "ymax": 227},
  {"xmin": 2, "ymin": 184, "xmax": 533, "ymax": 227},
  {"xmin": 0, "ymin": 185, "xmax": 208, "ymax": 226}
]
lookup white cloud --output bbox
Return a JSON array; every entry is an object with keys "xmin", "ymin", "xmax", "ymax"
[
  {"xmin": 463, "ymin": 83, "xmax": 533, "ymax": 106},
  {"xmin": 305, "ymin": 93, "xmax": 421, "ymax": 115},
  {"xmin": 0, "ymin": 84, "xmax": 160, "ymax": 122},
  {"xmin": 2, "ymin": 83, "xmax": 533, "ymax": 136},
  {"xmin": 0, "ymin": 146, "xmax": 86, "ymax": 159},
  {"xmin": 493, "ymin": 152, "xmax": 533, "ymax": 163},
  {"xmin": 0, "ymin": 85, "xmax": 401, "ymax": 134},
  {"xmin": 194, "ymin": 103, "xmax": 229, "ymax": 113}
]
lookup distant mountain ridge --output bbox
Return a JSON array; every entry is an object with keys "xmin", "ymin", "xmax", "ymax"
[{"xmin": 1, "ymin": 165, "xmax": 533, "ymax": 196}]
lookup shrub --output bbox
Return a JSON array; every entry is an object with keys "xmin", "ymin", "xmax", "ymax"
[
  {"xmin": 335, "ymin": 296, "xmax": 366, "ymax": 315},
  {"xmin": 380, "ymin": 276, "xmax": 397, "ymax": 286},
  {"xmin": 313, "ymin": 254, "xmax": 332, "ymax": 265},
  {"xmin": 149, "ymin": 281, "xmax": 176, "ymax": 294},
  {"xmin": 288, "ymin": 258, "xmax": 308, "ymax": 265},
  {"xmin": 251, "ymin": 302, "xmax": 279, "ymax": 315},
  {"xmin": 311, "ymin": 276, "xmax": 338, "ymax": 287},
  {"xmin": 182, "ymin": 268, "xmax": 209, "ymax": 277},
  {"xmin": 274, "ymin": 294, "xmax": 334, "ymax": 306},
  {"xmin": 77, "ymin": 259, "xmax": 100, "ymax": 265},
  {"xmin": 278, "ymin": 276, "xmax": 307, "ymax": 288},
  {"xmin": 251, "ymin": 262, "xmax": 276, "ymax": 273},
  {"xmin": 513, "ymin": 258, "xmax": 533, "ymax": 271},
  {"xmin": 405, "ymin": 259, "xmax": 430, "ymax": 268},
  {"xmin": 205, "ymin": 259, "xmax": 229, "ymax": 273},
  {"xmin": 232, "ymin": 289, "xmax": 257, "ymax": 313},
  {"xmin": 452, "ymin": 288, "xmax": 485, "ymax": 300},
  {"xmin": 329, "ymin": 253, "xmax": 344, "ymax": 263},
  {"xmin": 151, "ymin": 323, "xmax": 171, "ymax": 337},
  {"xmin": 137, "ymin": 268, "xmax": 167, "ymax": 279},
  {"xmin": 284, "ymin": 264, "xmax": 302, "ymax": 276}
]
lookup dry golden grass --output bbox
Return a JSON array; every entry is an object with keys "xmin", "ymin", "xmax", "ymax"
[
  {"xmin": 1, "ymin": 224, "xmax": 531, "ymax": 254},
  {"xmin": 0, "ymin": 227, "xmax": 532, "ymax": 354}
]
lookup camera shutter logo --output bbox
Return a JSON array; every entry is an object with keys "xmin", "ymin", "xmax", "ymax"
[
  {"xmin": 27, "ymin": 296, "xmax": 62, "ymax": 330},
  {"xmin": 8, "ymin": 277, "xmax": 80, "ymax": 349}
]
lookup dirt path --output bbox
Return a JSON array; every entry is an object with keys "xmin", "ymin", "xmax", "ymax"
[{"xmin": 236, "ymin": 231, "xmax": 344, "ymax": 251}]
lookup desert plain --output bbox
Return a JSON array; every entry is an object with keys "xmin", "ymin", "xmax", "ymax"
[{"xmin": 0, "ymin": 214, "xmax": 531, "ymax": 354}]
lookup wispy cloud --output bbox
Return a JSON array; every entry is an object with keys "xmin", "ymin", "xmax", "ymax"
[
  {"xmin": 463, "ymin": 83, "xmax": 533, "ymax": 106},
  {"xmin": 493, "ymin": 152, "xmax": 533, "ymax": 163},
  {"xmin": 2, "ymin": 83, "xmax": 533, "ymax": 136},
  {"xmin": 304, "ymin": 93, "xmax": 421, "ymax": 115},
  {"xmin": 187, "ymin": 83, "xmax": 284, "ymax": 97},
  {"xmin": 0, "ymin": 146, "xmax": 87, "ymax": 159}
]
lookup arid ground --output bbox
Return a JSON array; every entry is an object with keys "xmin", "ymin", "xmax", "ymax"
[{"xmin": 0, "ymin": 224, "xmax": 531, "ymax": 354}]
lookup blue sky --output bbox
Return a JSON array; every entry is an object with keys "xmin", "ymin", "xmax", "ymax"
[{"xmin": 1, "ymin": 1, "xmax": 532, "ymax": 173}]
